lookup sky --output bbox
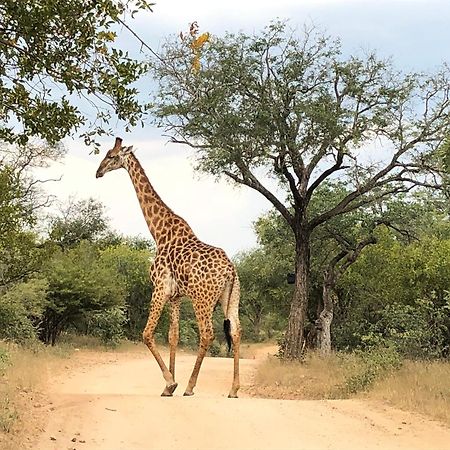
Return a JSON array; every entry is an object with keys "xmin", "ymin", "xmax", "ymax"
[{"xmin": 34, "ymin": 0, "xmax": 450, "ymax": 256}]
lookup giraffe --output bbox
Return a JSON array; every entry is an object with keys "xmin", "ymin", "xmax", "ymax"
[{"xmin": 95, "ymin": 137, "xmax": 241, "ymax": 398}]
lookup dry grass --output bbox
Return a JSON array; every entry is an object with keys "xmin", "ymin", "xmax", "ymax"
[
  {"xmin": 0, "ymin": 341, "xmax": 71, "ymax": 449},
  {"xmin": 239, "ymin": 342, "xmax": 279, "ymax": 359},
  {"xmin": 251, "ymin": 352, "xmax": 355, "ymax": 399},
  {"xmin": 251, "ymin": 352, "xmax": 450, "ymax": 426},
  {"xmin": 368, "ymin": 360, "xmax": 450, "ymax": 426}
]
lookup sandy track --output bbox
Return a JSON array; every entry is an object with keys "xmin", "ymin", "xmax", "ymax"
[{"xmin": 33, "ymin": 348, "xmax": 449, "ymax": 450}]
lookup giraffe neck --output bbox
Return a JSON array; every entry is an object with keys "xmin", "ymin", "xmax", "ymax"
[{"xmin": 124, "ymin": 153, "xmax": 195, "ymax": 247}]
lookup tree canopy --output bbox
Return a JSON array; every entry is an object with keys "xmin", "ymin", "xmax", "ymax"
[
  {"xmin": 152, "ymin": 22, "xmax": 450, "ymax": 358},
  {"xmin": 0, "ymin": 0, "xmax": 152, "ymax": 147}
]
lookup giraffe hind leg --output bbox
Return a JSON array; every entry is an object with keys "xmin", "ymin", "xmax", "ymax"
[
  {"xmin": 143, "ymin": 286, "xmax": 177, "ymax": 397},
  {"xmin": 161, "ymin": 298, "xmax": 181, "ymax": 396},
  {"xmin": 183, "ymin": 302, "xmax": 215, "ymax": 396},
  {"xmin": 227, "ymin": 314, "xmax": 241, "ymax": 398},
  {"xmin": 221, "ymin": 276, "xmax": 241, "ymax": 398}
]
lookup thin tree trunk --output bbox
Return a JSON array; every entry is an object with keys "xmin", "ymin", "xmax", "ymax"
[
  {"xmin": 316, "ymin": 236, "xmax": 377, "ymax": 355},
  {"xmin": 317, "ymin": 276, "xmax": 334, "ymax": 355},
  {"xmin": 283, "ymin": 234, "xmax": 310, "ymax": 359},
  {"xmin": 316, "ymin": 252, "xmax": 344, "ymax": 355}
]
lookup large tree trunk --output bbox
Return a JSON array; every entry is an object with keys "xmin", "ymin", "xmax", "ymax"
[{"xmin": 283, "ymin": 233, "xmax": 310, "ymax": 359}]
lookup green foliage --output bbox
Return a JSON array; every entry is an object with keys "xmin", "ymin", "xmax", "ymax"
[
  {"xmin": 0, "ymin": 0, "xmax": 152, "ymax": 146},
  {"xmin": 154, "ymin": 21, "xmax": 449, "ymax": 196},
  {"xmin": 41, "ymin": 241, "xmax": 125, "ymax": 345},
  {"xmin": 335, "ymin": 232, "xmax": 450, "ymax": 356},
  {"xmin": 340, "ymin": 346, "xmax": 402, "ymax": 394},
  {"xmin": 361, "ymin": 298, "xmax": 450, "ymax": 359},
  {"xmin": 178, "ymin": 314, "xmax": 199, "ymax": 348},
  {"xmin": 99, "ymin": 243, "xmax": 153, "ymax": 340},
  {"xmin": 86, "ymin": 306, "xmax": 127, "ymax": 347},
  {"xmin": 0, "ymin": 165, "xmax": 43, "ymax": 287},
  {"xmin": 48, "ymin": 198, "xmax": 110, "ymax": 249},
  {"xmin": 235, "ymin": 247, "xmax": 290, "ymax": 341},
  {"xmin": 208, "ymin": 340, "xmax": 230, "ymax": 357},
  {"xmin": 0, "ymin": 279, "xmax": 48, "ymax": 343},
  {"xmin": 0, "ymin": 166, "xmax": 33, "ymax": 235},
  {"xmin": 208, "ymin": 341, "xmax": 221, "ymax": 357},
  {"xmin": 236, "ymin": 189, "xmax": 450, "ymax": 356}
]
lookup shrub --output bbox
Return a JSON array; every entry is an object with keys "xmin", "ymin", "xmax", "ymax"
[
  {"xmin": 361, "ymin": 297, "xmax": 449, "ymax": 359},
  {"xmin": 86, "ymin": 307, "xmax": 128, "ymax": 347},
  {"xmin": 208, "ymin": 341, "xmax": 230, "ymax": 357},
  {"xmin": 0, "ymin": 279, "xmax": 47, "ymax": 343},
  {"xmin": 178, "ymin": 319, "xmax": 199, "ymax": 348},
  {"xmin": 340, "ymin": 346, "xmax": 402, "ymax": 394}
]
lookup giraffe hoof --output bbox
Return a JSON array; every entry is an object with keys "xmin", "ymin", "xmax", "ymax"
[
  {"xmin": 183, "ymin": 391, "xmax": 194, "ymax": 397},
  {"xmin": 228, "ymin": 393, "xmax": 238, "ymax": 398},
  {"xmin": 161, "ymin": 382, "xmax": 178, "ymax": 396}
]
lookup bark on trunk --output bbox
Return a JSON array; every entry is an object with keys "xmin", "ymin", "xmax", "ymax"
[
  {"xmin": 283, "ymin": 234, "xmax": 310, "ymax": 359},
  {"xmin": 317, "ymin": 278, "xmax": 334, "ymax": 355}
]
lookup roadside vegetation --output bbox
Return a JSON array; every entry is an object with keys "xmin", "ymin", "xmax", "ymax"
[
  {"xmin": 253, "ymin": 353, "xmax": 450, "ymax": 426},
  {"xmin": 0, "ymin": 341, "xmax": 72, "ymax": 449}
]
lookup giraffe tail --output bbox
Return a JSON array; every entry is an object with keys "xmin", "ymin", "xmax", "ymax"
[
  {"xmin": 222, "ymin": 271, "xmax": 240, "ymax": 353},
  {"xmin": 223, "ymin": 319, "xmax": 232, "ymax": 352}
]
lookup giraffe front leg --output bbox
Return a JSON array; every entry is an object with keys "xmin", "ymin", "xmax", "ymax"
[
  {"xmin": 143, "ymin": 288, "xmax": 177, "ymax": 397},
  {"xmin": 183, "ymin": 305, "xmax": 214, "ymax": 397},
  {"xmin": 161, "ymin": 298, "xmax": 181, "ymax": 397}
]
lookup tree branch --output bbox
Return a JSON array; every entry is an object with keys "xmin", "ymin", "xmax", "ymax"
[
  {"xmin": 309, "ymin": 131, "xmax": 434, "ymax": 229},
  {"xmin": 306, "ymin": 149, "xmax": 348, "ymax": 201},
  {"xmin": 272, "ymin": 154, "xmax": 302, "ymax": 206},
  {"xmin": 226, "ymin": 161, "xmax": 294, "ymax": 227}
]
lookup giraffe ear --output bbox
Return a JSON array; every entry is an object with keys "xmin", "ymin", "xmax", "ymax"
[
  {"xmin": 110, "ymin": 137, "xmax": 123, "ymax": 156},
  {"xmin": 124, "ymin": 145, "xmax": 133, "ymax": 153}
]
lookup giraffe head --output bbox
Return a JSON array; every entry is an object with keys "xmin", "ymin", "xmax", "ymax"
[{"xmin": 95, "ymin": 137, "xmax": 133, "ymax": 178}]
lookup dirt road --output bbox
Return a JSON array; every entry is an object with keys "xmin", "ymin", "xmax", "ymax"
[{"xmin": 33, "ymin": 347, "xmax": 449, "ymax": 450}]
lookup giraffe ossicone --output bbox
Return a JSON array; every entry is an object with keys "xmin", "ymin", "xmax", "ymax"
[{"xmin": 96, "ymin": 137, "xmax": 241, "ymax": 398}]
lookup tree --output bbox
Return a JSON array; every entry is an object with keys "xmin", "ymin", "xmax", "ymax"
[
  {"xmin": 253, "ymin": 195, "xmax": 378, "ymax": 353},
  {"xmin": 235, "ymin": 248, "xmax": 291, "ymax": 341},
  {"xmin": 41, "ymin": 241, "xmax": 125, "ymax": 345},
  {"xmin": 0, "ymin": 0, "xmax": 152, "ymax": 146},
  {"xmin": 48, "ymin": 198, "xmax": 110, "ymax": 249},
  {"xmin": 0, "ymin": 141, "xmax": 60, "ymax": 287},
  {"xmin": 152, "ymin": 22, "xmax": 449, "ymax": 358},
  {"xmin": 316, "ymin": 235, "xmax": 376, "ymax": 354},
  {"xmin": 100, "ymin": 243, "xmax": 154, "ymax": 340}
]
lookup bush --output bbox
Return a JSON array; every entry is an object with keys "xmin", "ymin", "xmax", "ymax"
[
  {"xmin": 0, "ymin": 279, "xmax": 47, "ymax": 343},
  {"xmin": 361, "ymin": 297, "xmax": 449, "ymax": 359},
  {"xmin": 340, "ymin": 346, "xmax": 402, "ymax": 394},
  {"xmin": 208, "ymin": 341, "xmax": 230, "ymax": 357},
  {"xmin": 86, "ymin": 307, "xmax": 127, "ymax": 347},
  {"xmin": 0, "ymin": 301, "xmax": 35, "ymax": 343},
  {"xmin": 179, "ymin": 319, "xmax": 199, "ymax": 348}
]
